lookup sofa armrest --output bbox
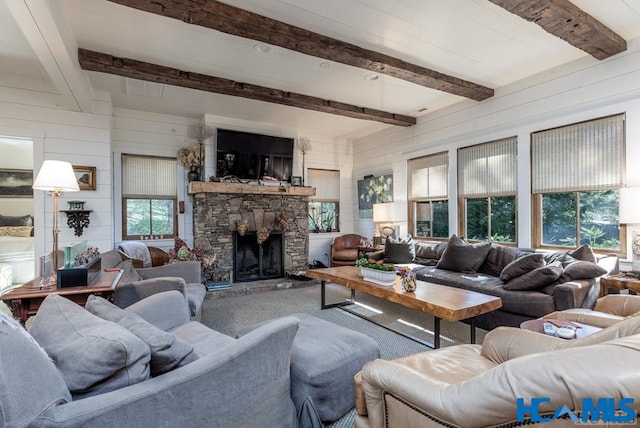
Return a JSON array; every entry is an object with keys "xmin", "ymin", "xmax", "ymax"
[
  {"xmin": 552, "ymin": 279, "xmax": 593, "ymax": 311},
  {"xmin": 542, "ymin": 308, "xmax": 624, "ymax": 328},
  {"xmin": 594, "ymin": 294, "xmax": 640, "ymax": 317},
  {"xmin": 113, "ymin": 277, "xmax": 187, "ymax": 309},
  {"xmin": 125, "ymin": 290, "xmax": 191, "ymax": 331},
  {"xmin": 136, "ymin": 261, "xmax": 201, "ymax": 284},
  {"xmin": 34, "ymin": 317, "xmax": 300, "ymax": 428},
  {"xmin": 480, "ymin": 326, "xmax": 565, "ymax": 364}
]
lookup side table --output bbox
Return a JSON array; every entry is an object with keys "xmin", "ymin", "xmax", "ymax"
[
  {"xmin": 0, "ymin": 269, "xmax": 123, "ymax": 323},
  {"xmin": 357, "ymin": 245, "xmax": 384, "ymax": 260},
  {"xmin": 600, "ymin": 272, "xmax": 640, "ymax": 297}
]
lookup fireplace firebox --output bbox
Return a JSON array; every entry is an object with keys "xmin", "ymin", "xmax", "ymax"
[{"xmin": 233, "ymin": 231, "xmax": 284, "ymax": 282}]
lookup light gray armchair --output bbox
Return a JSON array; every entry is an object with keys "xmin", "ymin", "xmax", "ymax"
[{"xmin": 101, "ymin": 249, "xmax": 207, "ymax": 319}]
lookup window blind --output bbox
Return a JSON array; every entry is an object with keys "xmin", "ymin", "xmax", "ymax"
[
  {"xmin": 458, "ymin": 137, "xmax": 517, "ymax": 197},
  {"xmin": 531, "ymin": 114, "xmax": 624, "ymax": 193},
  {"xmin": 122, "ymin": 154, "xmax": 177, "ymax": 196},
  {"xmin": 408, "ymin": 152, "xmax": 448, "ymax": 199},
  {"xmin": 308, "ymin": 169, "xmax": 339, "ymax": 200}
]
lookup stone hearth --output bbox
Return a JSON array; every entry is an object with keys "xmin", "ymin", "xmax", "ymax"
[{"xmin": 189, "ymin": 182, "xmax": 315, "ymax": 282}]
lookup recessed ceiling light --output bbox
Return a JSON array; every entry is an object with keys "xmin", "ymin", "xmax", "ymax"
[
  {"xmin": 253, "ymin": 43, "xmax": 272, "ymax": 54},
  {"xmin": 364, "ymin": 74, "xmax": 379, "ymax": 81},
  {"xmin": 319, "ymin": 61, "xmax": 331, "ymax": 69}
]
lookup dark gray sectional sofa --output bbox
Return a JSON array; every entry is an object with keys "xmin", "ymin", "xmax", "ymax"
[{"xmin": 383, "ymin": 235, "xmax": 618, "ymax": 331}]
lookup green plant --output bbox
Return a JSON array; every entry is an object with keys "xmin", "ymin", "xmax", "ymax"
[{"xmin": 355, "ymin": 258, "xmax": 395, "ymax": 271}]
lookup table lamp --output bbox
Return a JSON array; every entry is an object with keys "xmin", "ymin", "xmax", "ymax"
[
  {"xmin": 33, "ymin": 160, "xmax": 80, "ymax": 286},
  {"xmin": 619, "ymin": 186, "xmax": 640, "ymax": 272},
  {"xmin": 373, "ymin": 202, "xmax": 398, "ymax": 240}
]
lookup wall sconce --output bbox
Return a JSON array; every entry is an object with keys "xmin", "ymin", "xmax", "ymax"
[{"xmin": 619, "ymin": 186, "xmax": 640, "ymax": 271}]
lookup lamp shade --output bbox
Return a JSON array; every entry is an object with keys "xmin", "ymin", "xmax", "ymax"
[
  {"xmin": 373, "ymin": 203, "xmax": 396, "ymax": 223},
  {"xmin": 33, "ymin": 160, "xmax": 80, "ymax": 192},
  {"xmin": 619, "ymin": 186, "xmax": 640, "ymax": 224}
]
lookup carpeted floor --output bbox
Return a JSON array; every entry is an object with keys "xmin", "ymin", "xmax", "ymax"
[{"xmin": 201, "ymin": 282, "xmax": 489, "ymax": 427}]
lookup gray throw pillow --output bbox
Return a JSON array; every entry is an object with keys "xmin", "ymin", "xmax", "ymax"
[
  {"xmin": 479, "ymin": 245, "xmax": 523, "ymax": 277},
  {"xmin": 562, "ymin": 260, "xmax": 607, "ymax": 280},
  {"xmin": 568, "ymin": 244, "xmax": 597, "ymax": 263},
  {"xmin": 500, "ymin": 253, "xmax": 545, "ymax": 282},
  {"xmin": 119, "ymin": 259, "xmax": 142, "ymax": 283},
  {"xmin": 504, "ymin": 265, "xmax": 563, "ymax": 291},
  {"xmin": 436, "ymin": 235, "xmax": 491, "ymax": 273},
  {"xmin": 543, "ymin": 251, "xmax": 575, "ymax": 267},
  {"xmin": 384, "ymin": 235, "xmax": 416, "ymax": 263},
  {"xmin": 86, "ymin": 295, "xmax": 198, "ymax": 376},
  {"xmin": 28, "ymin": 294, "xmax": 150, "ymax": 398}
]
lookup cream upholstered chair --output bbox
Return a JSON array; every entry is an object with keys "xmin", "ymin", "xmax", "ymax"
[
  {"xmin": 354, "ymin": 315, "xmax": 640, "ymax": 428},
  {"xmin": 542, "ymin": 294, "xmax": 640, "ymax": 328}
]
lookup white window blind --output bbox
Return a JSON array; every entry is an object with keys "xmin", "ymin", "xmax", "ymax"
[
  {"xmin": 458, "ymin": 137, "xmax": 517, "ymax": 197},
  {"xmin": 308, "ymin": 169, "xmax": 339, "ymax": 200},
  {"xmin": 408, "ymin": 152, "xmax": 448, "ymax": 199},
  {"xmin": 122, "ymin": 155, "xmax": 177, "ymax": 196},
  {"xmin": 531, "ymin": 114, "xmax": 624, "ymax": 193}
]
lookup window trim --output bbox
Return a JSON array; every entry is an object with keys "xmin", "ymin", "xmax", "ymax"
[
  {"xmin": 458, "ymin": 194, "xmax": 518, "ymax": 244},
  {"xmin": 122, "ymin": 196, "xmax": 178, "ymax": 240},
  {"xmin": 308, "ymin": 199, "xmax": 340, "ymax": 233},
  {"xmin": 409, "ymin": 198, "xmax": 449, "ymax": 240}
]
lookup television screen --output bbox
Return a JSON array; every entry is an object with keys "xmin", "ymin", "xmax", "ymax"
[{"xmin": 216, "ymin": 129, "xmax": 294, "ymax": 181}]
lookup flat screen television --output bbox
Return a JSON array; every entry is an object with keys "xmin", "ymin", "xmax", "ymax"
[{"xmin": 216, "ymin": 129, "xmax": 294, "ymax": 181}]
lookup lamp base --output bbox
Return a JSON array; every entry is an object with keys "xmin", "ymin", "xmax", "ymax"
[{"xmin": 632, "ymin": 230, "xmax": 640, "ymax": 272}]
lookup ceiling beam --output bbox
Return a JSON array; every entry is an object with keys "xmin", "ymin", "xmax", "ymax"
[
  {"xmin": 77, "ymin": 49, "xmax": 417, "ymax": 127},
  {"xmin": 105, "ymin": 0, "xmax": 494, "ymax": 102},
  {"xmin": 489, "ymin": 0, "xmax": 626, "ymax": 60}
]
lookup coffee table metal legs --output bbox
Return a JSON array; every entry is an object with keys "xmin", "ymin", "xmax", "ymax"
[{"xmin": 320, "ymin": 280, "xmax": 479, "ymax": 349}]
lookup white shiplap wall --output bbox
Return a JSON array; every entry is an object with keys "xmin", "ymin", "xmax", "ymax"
[{"xmin": 353, "ymin": 38, "xmax": 640, "ymax": 261}]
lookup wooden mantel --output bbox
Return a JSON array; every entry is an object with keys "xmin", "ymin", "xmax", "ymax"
[{"xmin": 188, "ymin": 181, "xmax": 316, "ymax": 196}]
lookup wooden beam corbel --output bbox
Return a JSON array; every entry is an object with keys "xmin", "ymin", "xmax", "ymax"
[
  {"xmin": 77, "ymin": 49, "xmax": 417, "ymax": 127},
  {"xmin": 106, "ymin": 0, "xmax": 494, "ymax": 101}
]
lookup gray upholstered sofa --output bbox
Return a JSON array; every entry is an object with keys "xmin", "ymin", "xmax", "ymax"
[
  {"xmin": 380, "ymin": 235, "xmax": 618, "ymax": 331},
  {"xmin": 101, "ymin": 249, "xmax": 207, "ymax": 320},
  {"xmin": 0, "ymin": 290, "xmax": 299, "ymax": 428}
]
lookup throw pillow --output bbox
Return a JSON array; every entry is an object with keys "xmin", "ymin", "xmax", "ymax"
[
  {"xmin": 568, "ymin": 244, "xmax": 597, "ymax": 263},
  {"xmin": 436, "ymin": 235, "xmax": 491, "ymax": 273},
  {"xmin": 543, "ymin": 251, "xmax": 575, "ymax": 267},
  {"xmin": 119, "ymin": 259, "xmax": 143, "ymax": 284},
  {"xmin": 503, "ymin": 265, "xmax": 563, "ymax": 291},
  {"xmin": 0, "ymin": 226, "xmax": 33, "ymax": 237},
  {"xmin": 500, "ymin": 253, "xmax": 545, "ymax": 282},
  {"xmin": 86, "ymin": 295, "xmax": 198, "ymax": 376},
  {"xmin": 562, "ymin": 260, "xmax": 607, "ymax": 280},
  {"xmin": 479, "ymin": 245, "xmax": 523, "ymax": 277},
  {"xmin": 28, "ymin": 294, "xmax": 150, "ymax": 398},
  {"xmin": 384, "ymin": 235, "xmax": 416, "ymax": 263}
]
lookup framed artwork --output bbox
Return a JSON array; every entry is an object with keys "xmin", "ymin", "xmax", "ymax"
[
  {"xmin": 73, "ymin": 165, "xmax": 96, "ymax": 191},
  {"xmin": 0, "ymin": 168, "xmax": 33, "ymax": 198},
  {"xmin": 291, "ymin": 176, "xmax": 303, "ymax": 186},
  {"xmin": 358, "ymin": 174, "xmax": 393, "ymax": 218}
]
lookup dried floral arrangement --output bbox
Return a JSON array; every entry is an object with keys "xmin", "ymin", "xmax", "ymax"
[{"xmin": 177, "ymin": 144, "xmax": 203, "ymax": 168}]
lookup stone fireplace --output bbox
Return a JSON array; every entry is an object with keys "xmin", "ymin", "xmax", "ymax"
[{"xmin": 189, "ymin": 182, "xmax": 315, "ymax": 282}]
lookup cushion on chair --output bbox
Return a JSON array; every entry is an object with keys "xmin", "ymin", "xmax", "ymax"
[
  {"xmin": 384, "ymin": 235, "xmax": 416, "ymax": 263},
  {"xmin": 28, "ymin": 294, "xmax": 150, "ymax": 398}
]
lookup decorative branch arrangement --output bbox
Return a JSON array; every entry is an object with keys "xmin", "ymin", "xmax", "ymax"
[
  {"xmin": 297, "ymin": 137, "xmax": 312, "ymax": 185},
  {"xmin": 188, "ymin": 122, "xmax": 214, "ymax": 143}
]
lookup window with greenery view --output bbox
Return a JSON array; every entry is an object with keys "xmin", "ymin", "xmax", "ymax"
[
  {"xmin": 307, "ymin": 169, "xmax": 340, "ymax": 233},
  {"xmin": 458, "ymin": 137, "xmax": 517, "ymax": 243},
  {"xmin": 408, "ymin": 152, "xmax": 449, "ymax": 239},
  {"xmin": 532, "ymin": 114, "xmax": 624, "ymax": 252},
  {"xmin": 122, "ymin": 154, "xmax": 177, "ymax": 239}
]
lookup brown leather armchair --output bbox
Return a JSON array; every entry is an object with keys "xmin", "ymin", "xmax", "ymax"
[
  {"xmin": 330, "ymin": 234, "xmax": 367, "ymax": 267},
  {"xmin": 117, "ymin": 245, "xmax": 170, "ymax": 268}
]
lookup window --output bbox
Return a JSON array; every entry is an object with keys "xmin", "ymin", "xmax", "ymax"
[
  {"xmin": 458, "ymin": 137, "xmax": 517, "ymax": 243},
  {"xmin": 408, "ymin": 152, "xmax": 449, "ymax": 239},
  {"xmin": 307, "ymin": 169, "xmax": 339, "ymax": 232},
  {"xmin": 122, "ymin": 154, "xmax": 177, "ymax": 239},
  {"xmin": 532, "ymin": 114, "xmax": 625, "ymax": 252}
]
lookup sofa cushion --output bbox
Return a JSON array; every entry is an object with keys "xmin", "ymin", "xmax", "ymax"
[
  {"xmin": 568, "ymin": 244, "xmax": 597, "ymax": 263},
  {"xmin": 500, "ymin": 253, "xmax": 545, "ymax": 282},
  {"xmin": 436, "ymin": 235, "xmax": 491, "ymax": 273},
  {"xmin": 28, "ymin": 294, "xmax": 150, "ymax": 398},
  {"xmin": 0, "ymin": 312, "xmax": 72, "ymax": 428},
  {"xmin": 85, "ymin": 295, "xmax": 198, "ymax": 376},
  {"xmin": 479, "ymin": 245, "xmax": 526, "ymax": 277},
  {"xmin": 562, "ymin": 260, "xmax": 607, "ymax": 280},
  {"xmin": 543, "ymin": 251, "xmax": 576, "ymax": 267},
  {"xmin": 384, "ymin": 235, "xmax": 416, "ymax": 263},
  {"xmin": 333, "ymin": 249, "xmax": 358, "ymax": 262},
  {"xmin": 503, "ymin": 265, "xmax": 563, "ymax": 291}
]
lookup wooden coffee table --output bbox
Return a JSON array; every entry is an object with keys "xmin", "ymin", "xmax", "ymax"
[{"xmin": 306, "ymin": 266, "xmax": 502, "ymax": 348}]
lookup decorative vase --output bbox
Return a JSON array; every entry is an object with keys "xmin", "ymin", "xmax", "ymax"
[
  {"xmin": 276, "ymin": 211, "xmax": 289, "ymax": 230},
  {"xmin": 401, "ymin": 272, "xmax": 417, "ymax": 292},
  {"xmin": 236, "ymin": 220, "xmax": 249, "ymax": 236},
  {"xmin": 187, "ymin": 165, "xmax": 199, "ymax": 182}
]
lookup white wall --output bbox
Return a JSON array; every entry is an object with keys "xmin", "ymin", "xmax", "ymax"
[
  {"xmin": 353, "ymin": 37, "xmax": 640, "ymax": 263},
  {"xmin": 0, "ymin": 76, "xmax": 112, "ymax": 273}
]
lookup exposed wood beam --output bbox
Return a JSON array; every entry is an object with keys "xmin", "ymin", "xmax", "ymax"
[
  {"xmin": 490, "ymin": 0, "xmax": 626, "ymax": 60},
  {"xmin": 77, "ymin": 49, "xmax": 416, "ymax": 127},
  {"xmin": 106, "ymin": 0, "xmax": 494, "ymax": 102}
]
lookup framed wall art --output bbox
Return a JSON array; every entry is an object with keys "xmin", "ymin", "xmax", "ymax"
[
  {"xmin": 357, "ymin": 174, "xmax": 394, "ymax": 218},
  {"xmin": 73, "ymin": 165, "xmax": 96, "ymax": 191},
  {"xmin": 0, "ymin": 168, "xmax": 33, "ymax": 198}
]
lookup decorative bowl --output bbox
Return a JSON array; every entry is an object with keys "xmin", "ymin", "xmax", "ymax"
[{"xmin": 359, "ymin": 266, "xmax": 397, "ymax": 286}]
